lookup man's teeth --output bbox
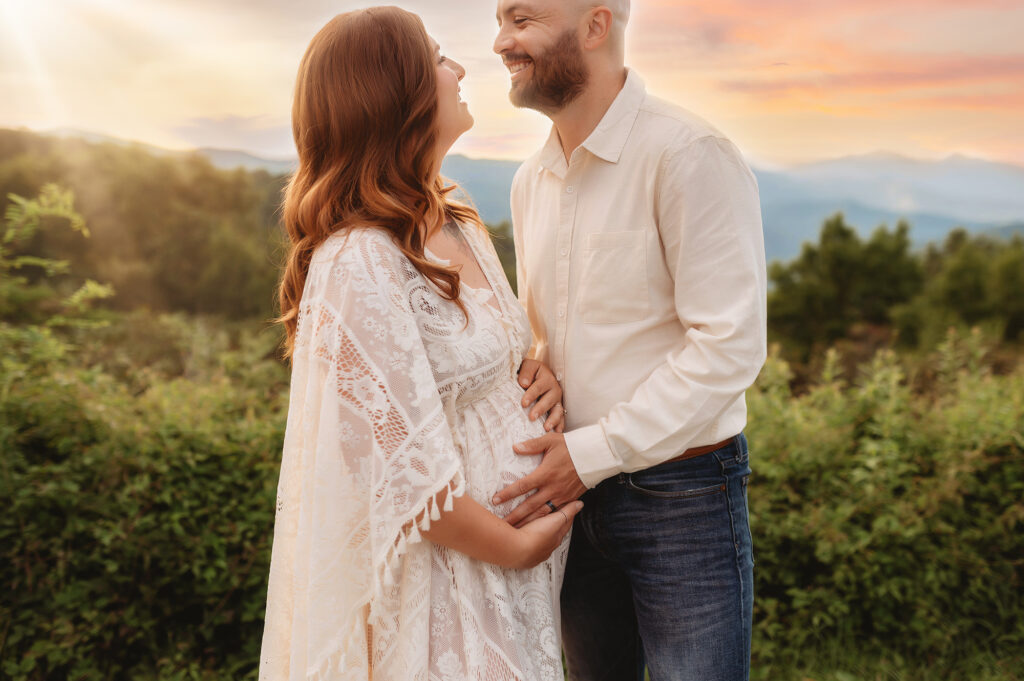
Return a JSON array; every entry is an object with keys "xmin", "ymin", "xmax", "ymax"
[{"xmin": 508, "ymin": 61, "xmax": 531, "ymax": 74}]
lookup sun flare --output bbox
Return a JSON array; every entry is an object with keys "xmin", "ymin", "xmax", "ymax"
[{"xmin": 0, "ymin": 0, "xmax": 66, "ymax": 126}]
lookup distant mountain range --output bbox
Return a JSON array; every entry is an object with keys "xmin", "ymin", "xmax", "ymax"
[
  {"xmin": 47, "ymin": 127, "xmax": 298, "ymax": 176},
  {"xmin": 440, "ymin": 151, "xmax": 1024, "ymax": 261},
  {"xmin": 45, "ymin": 128, "xmax": 1024, "ymax": 261}
]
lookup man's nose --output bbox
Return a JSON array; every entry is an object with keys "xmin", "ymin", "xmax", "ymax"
[{"xmin": 493, "ymin": 26, "xmax": 513, "ymax": 55}]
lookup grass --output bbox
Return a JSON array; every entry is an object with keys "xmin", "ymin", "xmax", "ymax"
[{"xmin": 750, "ymin": 648, "xmax": 1023, "ymax": 681}]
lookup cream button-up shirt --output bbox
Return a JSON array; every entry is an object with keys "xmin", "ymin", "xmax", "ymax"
[{"xmin": 511, "ymin": 70, "xmax": 768, "ymax": 489}]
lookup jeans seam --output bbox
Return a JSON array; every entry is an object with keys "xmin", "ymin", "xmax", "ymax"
[
  {"xmin": 742, "ymin": 475, "xmax": 754, "ymax": 564},
  {"xmin": 720, "ymin": 454, "xmax": 748, "ymax": 679}
]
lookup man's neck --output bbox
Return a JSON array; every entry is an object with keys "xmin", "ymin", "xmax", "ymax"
[{"xmin": 550, "ymin": 66, "xmax": 628, "ymax": 162}]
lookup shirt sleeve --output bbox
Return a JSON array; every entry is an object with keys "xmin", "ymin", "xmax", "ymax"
[{"xmin": 563, "ymin": 135, "xmax": 768, "ymax": 487}]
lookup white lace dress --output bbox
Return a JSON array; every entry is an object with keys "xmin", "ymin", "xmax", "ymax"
[{"xmin": 259, "ymin": 224, "xmax": 569, "ymax": 681}]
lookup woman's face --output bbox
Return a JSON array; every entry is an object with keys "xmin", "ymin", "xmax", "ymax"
[{"xmin": 433, "ymin": 39, "xmax": 473, "ymax": 154}]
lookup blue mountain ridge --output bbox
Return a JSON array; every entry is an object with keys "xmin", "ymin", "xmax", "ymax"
[
  {"xmin": 438, "ymin": 153, "xmax": 1024, "ymax": 261},
  {"xmin": 43, "ymin": 128, "xmax": 1024, "ymax": 262}
]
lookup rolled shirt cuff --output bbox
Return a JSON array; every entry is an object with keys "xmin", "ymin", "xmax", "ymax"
[{"xmin": 563, "ymin": 423, "xmax": 624, "ymax": 489}]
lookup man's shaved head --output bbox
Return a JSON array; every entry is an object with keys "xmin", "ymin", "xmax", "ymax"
[
  {"xmin": 576, "ymin": 0, "xmax": 630, "ymax": 25},
  {"xmin": 602, "ymin": 0, "xmax": 631, "ymax": 24}
]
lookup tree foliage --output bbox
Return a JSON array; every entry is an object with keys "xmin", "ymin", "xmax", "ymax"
[
  {"xmin": 893, "ymin": 230, "xmax": 1024, "ymax": 348},
  {"xmin": 769, "ymin": 213, "xmax": 1024, "ymax": 360},
  {"xmin": 0, "ymin": 129, "xmax": 284, "ymax": 320}
]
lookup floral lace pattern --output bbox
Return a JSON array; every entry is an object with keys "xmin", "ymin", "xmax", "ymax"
[{"xmin": 260, "ymin": 225, "xmax": 569, "ymax": 681}]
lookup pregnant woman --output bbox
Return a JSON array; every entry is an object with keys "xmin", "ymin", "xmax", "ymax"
[{"xmin": 259, "ymin": 7, "xmax": 581, "ymax": 681}]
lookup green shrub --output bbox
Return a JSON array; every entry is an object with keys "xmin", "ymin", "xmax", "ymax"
[
  {"xmin": 747, "ymin": 332, "xmax": 1024, "ymax": 675},
  {"xmin": 0, "ymin": 321, "xmax": 288, "ymax": 681},
  {"xmin": 1, "ymin": 186, "xmax": 289, "ymax": 680},
  {"xmin": 3, "ymin": 187, "xmax": 1022, "ymax": 680}
]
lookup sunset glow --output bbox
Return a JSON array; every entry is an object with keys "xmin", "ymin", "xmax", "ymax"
[{"xmin": 1, "ymin": 0, "xmax": 1021, "ymax": 165}]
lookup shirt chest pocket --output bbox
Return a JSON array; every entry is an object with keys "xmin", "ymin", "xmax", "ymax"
[{"xmin": 579, "ymin": 230, "xmax": 650, "ymax": 324}]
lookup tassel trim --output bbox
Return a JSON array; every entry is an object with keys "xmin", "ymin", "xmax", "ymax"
[{"xmin": 372, "ymin": 468, "xmax": 466, "ymax": 600}]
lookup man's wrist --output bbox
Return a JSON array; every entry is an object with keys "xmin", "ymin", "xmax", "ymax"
[{"xmin": 563, "ymin": 424, "xmax": 623, "ymax": 489}]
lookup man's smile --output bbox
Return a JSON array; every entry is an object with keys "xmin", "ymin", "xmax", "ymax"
[{"xmin": 504, "ymin": 58, "xmax": 533, "ymax": 80}]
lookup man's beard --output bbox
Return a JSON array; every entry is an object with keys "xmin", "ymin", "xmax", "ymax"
[{"xmin": 509, "ymin": 30, "xmax": 588, "ymax": 113}]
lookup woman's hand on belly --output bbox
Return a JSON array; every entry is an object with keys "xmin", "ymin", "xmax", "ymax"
[
  {"xmin": 421, "ymin": 489, "xmax": 582, "ymax": 569},
  {"xmin": 513, "ymin": 500, "xmax": 583, "ymax": 568}
]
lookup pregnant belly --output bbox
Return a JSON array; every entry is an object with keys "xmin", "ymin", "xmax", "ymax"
[{"xmin": 454, "ymin": 379, "xmax": 548, "ymax": 511}]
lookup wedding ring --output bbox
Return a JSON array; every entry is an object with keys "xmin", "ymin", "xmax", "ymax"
[{"xmin": 545, "ymin": 500, "xmax": 557, "ymax": 513}]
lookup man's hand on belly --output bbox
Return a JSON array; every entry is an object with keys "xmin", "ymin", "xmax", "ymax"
[{"xmin": 492, "ymin": 433, "xmax": 587, "ymax": 527}]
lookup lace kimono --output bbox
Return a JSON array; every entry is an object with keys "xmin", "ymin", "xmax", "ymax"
[{"xmin": 259, "ymin": 225, "xmax": 569, "ymax": 681}]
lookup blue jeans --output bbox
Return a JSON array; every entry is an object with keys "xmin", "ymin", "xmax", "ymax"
[{"xmin": 561, "ymin": 433, "xmax": 754, "ymax": 681}]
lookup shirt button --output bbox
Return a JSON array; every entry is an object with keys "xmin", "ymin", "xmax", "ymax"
[
  {"xmin": 566, "ymin": 185, "xmax": 575, "ymax": 194},
  {"xmin": 560, "ymin": 248, "xmax": 567, "ymax": 256},
  {"xmin": 558, "ymin": 310, "xmax": 565, "ymax": 318},
  {"xmin": 556, "ymin": 373, "xmax": 563, "ymax": 381}
]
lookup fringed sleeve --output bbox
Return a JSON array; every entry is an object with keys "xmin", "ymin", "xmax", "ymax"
[{"xmin": 260, "ymin": 230, "xmax": 466, "ymax": 681}]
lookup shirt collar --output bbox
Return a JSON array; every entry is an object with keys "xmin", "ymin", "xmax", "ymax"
[
  {"xmin": 582, "ymin": 68, "xmax": 645, "ymax": 164},
  {"xmin": 538, "ymin": 127, "xmax": 566, "ymax": 177},
  {"xmin": 537, "ymin": 69, "xmax": 646, "ymax": 175}
]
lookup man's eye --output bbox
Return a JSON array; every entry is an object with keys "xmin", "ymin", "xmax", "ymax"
[{"xmin": 513, "ymin": 17, "xmax": 529, "ymax": 25}]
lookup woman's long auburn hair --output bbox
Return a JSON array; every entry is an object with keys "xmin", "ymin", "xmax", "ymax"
[{"xmin": 277, "ymin": 6, "xmax": 482, "ymax": 358}]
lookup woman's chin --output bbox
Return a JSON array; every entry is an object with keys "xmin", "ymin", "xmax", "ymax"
[{"xmin": 454, "ymin": 116, "xmax": 474, "ymax": 141}]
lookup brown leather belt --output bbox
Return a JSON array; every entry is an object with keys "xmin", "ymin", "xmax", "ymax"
[{"xmin": 662, "ymin": 437, "xmax": 735, "ymax": 464}]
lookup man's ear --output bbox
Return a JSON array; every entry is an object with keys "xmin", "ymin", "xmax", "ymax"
[{"xmin": 582, "ymin": 6, "xmax": 613, "ymax": 50}]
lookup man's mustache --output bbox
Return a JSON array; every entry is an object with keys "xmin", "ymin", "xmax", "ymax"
[{"xmin": 501, "ymin": 53, "xmax": 533, "ymax": 65}]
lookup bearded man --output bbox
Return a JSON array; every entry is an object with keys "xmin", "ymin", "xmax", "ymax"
[{"xmin": 490, "ymin": 1, "xmax": 768, "ymax": 679}]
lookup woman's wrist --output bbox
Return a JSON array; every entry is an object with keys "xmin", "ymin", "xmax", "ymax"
[
  {"xmin": 421, "ymin": 492, "xmax": 534, "ymax": 568},
  {"xmin": 501, "ymin": 527, "xmax": 534, "ymax": 569}
]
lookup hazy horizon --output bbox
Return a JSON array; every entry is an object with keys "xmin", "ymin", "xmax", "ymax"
[{"xmin": 20, "ymin": 124, "xmax": 1024, "ymax": 172}]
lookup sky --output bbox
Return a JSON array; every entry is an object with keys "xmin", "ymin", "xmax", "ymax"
[{"xmin": 1, "ymin": 0, "xmax": 1023, "ymax": 166}]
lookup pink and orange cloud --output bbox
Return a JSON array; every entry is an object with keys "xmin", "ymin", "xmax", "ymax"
[{"xmin": 0, "ymin": 0, "xmax": 1020, "ymax": 165}]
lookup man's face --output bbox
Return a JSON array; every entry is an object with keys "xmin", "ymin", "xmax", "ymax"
[{"xmin": 494, "ymin": 1, "xmax": 589, "ymax": 114}]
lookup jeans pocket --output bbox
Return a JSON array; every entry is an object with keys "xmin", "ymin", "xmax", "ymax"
[
  {"xmin": 715, "ymin": 442, "xmax": 750, "ymax": 473},
  {"xmin": 624, "ymin": 475, "xmax": 726, "ymax": 500}
]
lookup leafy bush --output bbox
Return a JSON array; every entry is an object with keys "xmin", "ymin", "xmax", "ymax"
[
  {"xmin": 3, "ymin": 188, "xmax": 1022, "ymax": 680},
  {"xmin": 747, "ymin": 332, "xmax": 1024, "ymax": 675},
  {"xmin": 1, "ymin": 334, "xmax": 288, "ymax": 680},
  {"xmin": 1, "ymin": 188, "xmax": 288, "ymax": 680}
]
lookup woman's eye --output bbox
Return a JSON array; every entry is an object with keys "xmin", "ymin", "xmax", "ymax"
[{"xmin": 438, "ymin": 55, "xmax": 448, "ymax": 64}]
